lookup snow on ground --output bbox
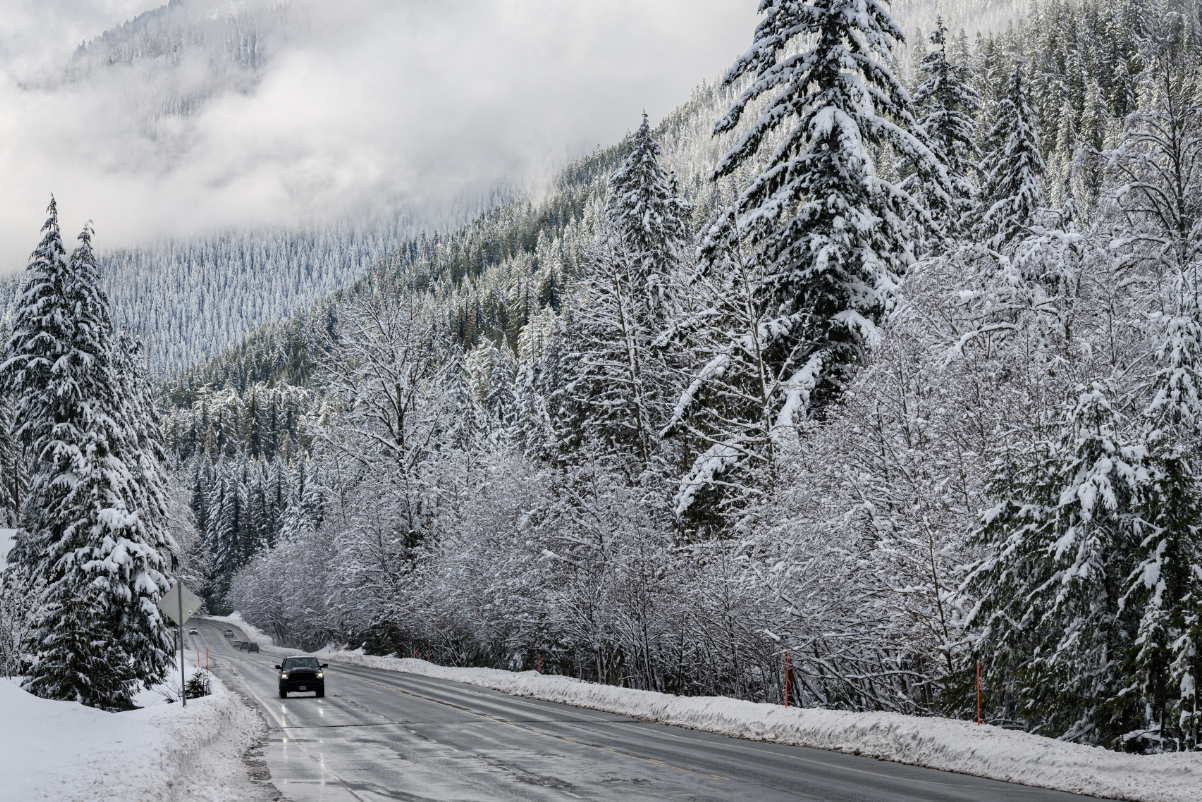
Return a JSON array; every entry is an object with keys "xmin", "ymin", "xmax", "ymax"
[
  {"xmin": 241, "ymin": 632, "xmax": 1202, "ymax": 802},
  {"xmin": 0, "ymin": 665, "xmax": 269, "ymax": 802}
]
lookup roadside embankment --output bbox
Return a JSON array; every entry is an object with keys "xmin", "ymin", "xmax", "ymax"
[{"xmin": 0, "ymin": 666, "xmax": 269, "ymax": 802}]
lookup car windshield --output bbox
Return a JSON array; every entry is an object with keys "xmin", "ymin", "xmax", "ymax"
[{"xmin": 283, "ymin": 658, "xmax": 319, "ymax": 670}]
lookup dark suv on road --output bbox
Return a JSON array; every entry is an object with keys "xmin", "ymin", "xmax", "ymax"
[{"xmin": 276, "ymin": 657, "xmax": 328, "ymax": 698}]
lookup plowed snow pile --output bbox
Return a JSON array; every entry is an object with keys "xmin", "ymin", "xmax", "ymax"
[{"xmin": 0, "ymin": 669, "xmax": 268, "ymax": 802}]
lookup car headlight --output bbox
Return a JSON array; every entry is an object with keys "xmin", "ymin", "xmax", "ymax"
[
  {"xmin": 280, "ymin": 673, "xmax": 289, "ymax": 679},
  {"xmin": 316, "ymin": 672, "xmax": 324, "ymax": 679}
]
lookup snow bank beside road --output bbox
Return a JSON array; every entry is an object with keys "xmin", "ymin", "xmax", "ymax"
[
  {"xmin": 0, "ymin": 670, "xmax": 268, "ymax": 802},
  {"xmin": 294, "ymin": 650, "xmax": 1201, "ymax": 802},
  {"xmin": 207, "ymin": 612, "xmax": 276, "ymax": 648}
]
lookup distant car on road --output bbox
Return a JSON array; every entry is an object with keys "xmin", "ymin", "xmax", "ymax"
[
  {"xmin": 224, "ymin": 629, "xmax": 232, "ymax": 637},
  {"xmin": 276, "ymin": 657, "xmax": 327, "ymax": 698},
  {"xmin": 232, "ymin": 640, "xmax": 241, "ymax": 647},
  {"xmin": 247, "ymin": 643, "xmax": 260, "ymax": 653},
  {"xmin": 189, "ymin": 627, "xmax": 198, "ymax": 634},
  {"xmin": 239, "ymin": 641, "xmax": 249, "ymax": 651}
]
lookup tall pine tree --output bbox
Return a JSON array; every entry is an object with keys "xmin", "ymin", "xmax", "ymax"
[
  {"xmin": 2, "ymin": 202, "xmax": 175, "ymax": 709},
  {"xmin": 667, "ymin": 0, "xmax": 947, "ymax": 520},
  {"xmin": 911, "ymin": 16, "xmax": 980, "ymax": 234},
  {"xmin": 602, "ymin": 112, "xmax": 692, "ymax": 320},
  {"xmin": 569, "ymin": 115, "xmax": 692, "ymax": 476},
  {"xmin": 973, "ymin": 63, "xmax": 1046, "ymax": 248}
]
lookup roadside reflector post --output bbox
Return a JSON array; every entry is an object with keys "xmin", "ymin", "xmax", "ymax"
[
  {"xmin": 785, "ymin": 649, "xmax": 789, "ymax": 708},
  {"xmin": 428, "ymin": 640, "xmax": 431, "ymax": 662},
  {"xmin": 178, "ymin": 582, "xmax": 186, "ymax": 707},
  {"xmin": 977, "ymin": 661, "xmax": 981, "ymax": 726}
]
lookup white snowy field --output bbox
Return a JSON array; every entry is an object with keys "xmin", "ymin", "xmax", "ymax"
[
  {"xmin": 0, "ymin": 662, "xmax": 267, "ymax": 802},
  {"xmin": 224, "ymin": 618, "xmax": 1202, "ymax": 802}
]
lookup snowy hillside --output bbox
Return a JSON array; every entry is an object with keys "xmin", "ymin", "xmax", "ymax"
[
  {"xmin": 164, "ymin": 0, "xmax": 1202, "ymax": 757},
  {"xmin": 0, "ymin": 213, "xmax": 426, "ymax": 376},
  {"xmin": 0, "ymin": 0, "xmax": 1036, "ymax": 379},
  {"xmin": 7, "ymin": 0, "xmax": 1199, "ymax": 766},
  {"xmin": 56, "ymin": 0, "xmax": 291, "ymax": 122}
]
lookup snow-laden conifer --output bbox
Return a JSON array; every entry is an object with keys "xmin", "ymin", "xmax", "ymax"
[
  {"xmin": 1126, "ymin": 308, "xmax": 1202, "ymax": 749},
  {"xmin": 667, "ymin": 0, "xmax": 948, "ymax": 519},
  {"xmin": 2, "ymin": 204, "xmax": 174, "ymax": 709},
  {"xmin": 513, "ymin": 309, "xmax": 576, "ymax": 464},
  {"xmin": 0, "ymin": 394, "xmax": 21, "ymax": 526},
  {"xmin": 566, "ymin": 116, "xmax": 693, "ymax": 476},
  {"xmin": 466, "ymin": 338, "xmax": 516, "ymax": 432},
  {"xmin": 963, "ymin": 384, "xmax": 1147, "ymax": 742},
  {"xmin": 973, "ymin": 63, "xmax": 1046, "ymax": 248},
  {"xmin": 444, "ymin": 347, "xmax": 488, "ymax": 451},
  {"xmin": 569, "ymin": 233, "xmax": 664, "ymax": 474},
  {"xmin": 603, "ymin": 112, "xmax": 692, "ymax": 318},
  {"xmin": 911, "ymin": 17, "xmax": 979, "ymax": 231},
  {"xmin": 281, "ymin": 456, "xmax": 323, "ymax": 543}
]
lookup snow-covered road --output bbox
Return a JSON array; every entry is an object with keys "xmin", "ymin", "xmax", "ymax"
[{"xmin": 198, "ymin": 619, "xmax": 1110, "ymax": 802}]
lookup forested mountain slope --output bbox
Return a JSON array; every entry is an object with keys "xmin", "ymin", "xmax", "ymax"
[
  {"xmin": 2, "ymin": 0, "xmax": 1031, "ymax": 382},
  {"xmin": 1, "ymin": 214, "xmax": 430, "ymax": 376},
  {"xmin": 55, "ymin": 0, "xmax": 291, "ymax": 121},
  {"xmin": 161, "ymin": 78, "xmax": 758, "ymax": 400}
]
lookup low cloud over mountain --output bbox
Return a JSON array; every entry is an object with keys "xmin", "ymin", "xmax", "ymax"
[{"xmin": 0, "ymin": 0, "xmax": 756, "ymax": 272}]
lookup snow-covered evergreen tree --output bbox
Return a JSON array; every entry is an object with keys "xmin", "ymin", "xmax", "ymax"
[
  {"xmin": 112, "ymin": 330, "xmax": 173, "ymax": 563},
  {"xmin": 911, "ymin": 17, "xmax": 980, "ymax": 232},
  {"xmin": 569, "ymin": 234, "xmax": 664, "ymax": 475},
  {"xmin": 668, "ymin": 0, "xmax": 948, "ymax": 519},
  {"xmin": 466, "ymin": 338, "xmax": 516, "ymax": 432},
  {"xmin": 973, "ymin": 63, "xmax": 1046, "ymax": 248},
  {"xmin": 1126, "ymin": 307, "xmax": 1202, "ymax": 749},
  {"xmin": 513, "ymin": 309, "xmax": 575, "ymax": 464},
  {"xmin": 444, "ymin": 347, "xmax": 488, "ymax": 451},
  {"xmin": 281, "ymin": 456, "xmax": 324, "ymax": 542},
  {"xmin": 566, "ymin": 115, "xmax": 693, "ymax": 477},
  {"xmin": 963, "ymin": 385, "xmax": 1147, "ymax": 742},
  {"xmin": 603, "ymin": 112, "xmax": 692, "ymax": 318},
  {"xmin": 1, "ymin": 203, "xmax": 174, "ymax": 709}
]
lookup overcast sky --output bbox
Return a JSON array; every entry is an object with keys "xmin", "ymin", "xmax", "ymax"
[{"xmin": 0, "ymin": 0, "xmax": 759, "ymax": 275}]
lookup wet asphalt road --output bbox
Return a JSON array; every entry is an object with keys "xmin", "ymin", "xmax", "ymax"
[{"xmin": 193, "ymin": 619, "xmax": 1112, "ymax": 802}]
